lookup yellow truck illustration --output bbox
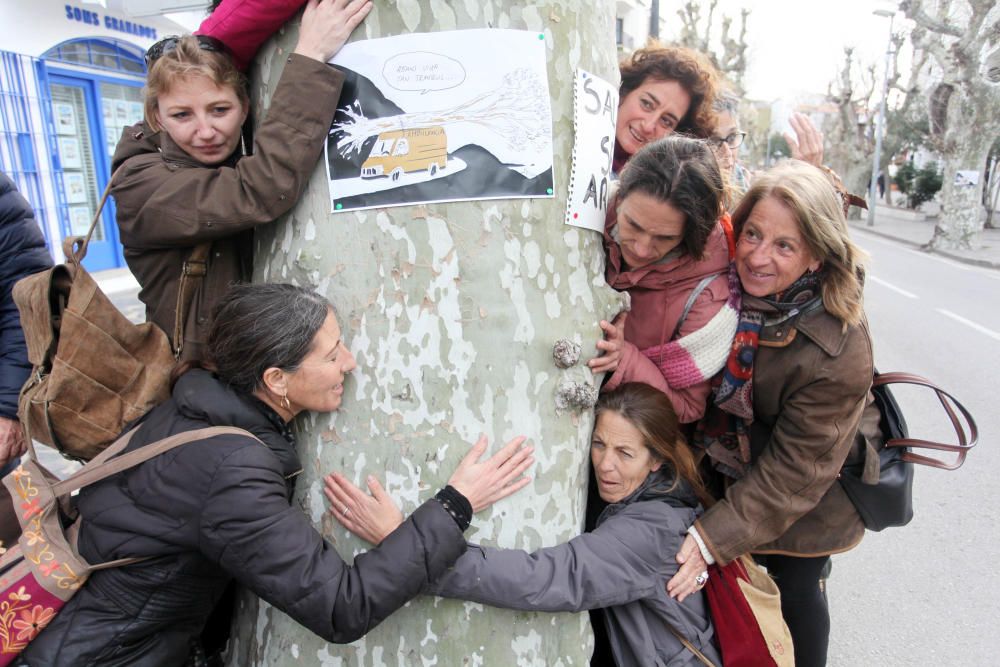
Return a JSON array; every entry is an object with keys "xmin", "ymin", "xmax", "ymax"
[{"xmin": 360, "ymin": 127, "xmax": 448, "ymax": 180}]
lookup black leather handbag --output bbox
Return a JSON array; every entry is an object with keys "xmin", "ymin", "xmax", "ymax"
[{"xmin": 838, "ymin": 372, "xmax": 977, "ymax": 531}]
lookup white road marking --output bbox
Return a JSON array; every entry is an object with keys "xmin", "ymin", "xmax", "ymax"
[
  {"xmin": 868, "ymin": 275, "xmax": 918, "ymax": 299},
  {"xmin": 854, "ymin": 231, "xmax": 1000, "ymax": 282},
  {"xmin": 936, "ymin": 308, "xmax": 1000, "ymax": 342}
]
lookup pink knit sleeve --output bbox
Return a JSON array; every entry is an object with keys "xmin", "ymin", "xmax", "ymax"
[
  {"xmin": 196, "ymin": 0, "xmax": 308, "ymax": 70},
  {"xmin": 603, "ymin": 344, "xmax": 712, "ymax": 423},
  {"xmin": 603, "ymin": 342, "xmax": 670, "ymax": 393}
]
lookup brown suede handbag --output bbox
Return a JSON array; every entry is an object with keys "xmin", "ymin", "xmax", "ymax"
[{"xmin": 11, "ymin": 178, "xmax": 208, "ymax": 461}]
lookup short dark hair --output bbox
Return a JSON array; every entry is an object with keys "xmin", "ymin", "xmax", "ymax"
[
  {"xmin": 619, "ymin": 44, "xmax": 720, "ymax": 139},
  {"xmin": 616, "ymin": 136, "xmax": 723, "ymax": 260},
  {"xmin": 208, "ymin": 283, "xmax": 331, "ymax": 394}
]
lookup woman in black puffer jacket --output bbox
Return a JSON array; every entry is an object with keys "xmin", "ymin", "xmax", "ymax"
[{"xmin": 19, "ymin": 283, "xmax": 533, "ymax": 666}]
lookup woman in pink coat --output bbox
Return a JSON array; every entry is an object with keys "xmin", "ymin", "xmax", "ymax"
[{"xmin": 590, "ymin": 137, "xmax": 739, "ymax": 424}]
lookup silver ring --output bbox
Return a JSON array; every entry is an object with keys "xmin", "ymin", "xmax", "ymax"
[
  {"xmin": 342, "ymin": 505, "xmax": 350, "ymax": 517},
  {"xmin": 695, "ymin": 571, "xmax": 709, "ymax": 587}
]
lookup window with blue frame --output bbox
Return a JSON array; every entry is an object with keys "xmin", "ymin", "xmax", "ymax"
[
  {"xmin": 42, "ymin": 38, "xmax": 146, "ymax": 270},
  {"xmin": 44, "ymin": 37, "xmax": 146, "ymax": 76}
]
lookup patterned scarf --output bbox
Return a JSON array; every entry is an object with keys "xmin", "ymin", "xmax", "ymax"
[{"xmin": 693, "ymin": 270, "xmax": 824, "ymax": 478}]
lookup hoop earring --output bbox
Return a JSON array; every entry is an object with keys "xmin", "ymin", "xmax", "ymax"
[{"xmin": 280, "ymin": 392, "xmax": 291, "ymax": 411}]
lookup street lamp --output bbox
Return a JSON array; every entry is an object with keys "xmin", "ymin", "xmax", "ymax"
[{"xmin": 867, "ymin": 8, "xmax": 895, "ymax": 226}]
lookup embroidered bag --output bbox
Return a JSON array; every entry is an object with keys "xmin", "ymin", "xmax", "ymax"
[
  {"xmin": 12, "ymin": 177, "xmax": 209, "ymax": 461},
  {"xmin": 0, "ymin": 424, "xmax": 255, "ymax": 663},
  {"xmin": 838, "ymin": 371, "xmax": 977, "ymax": 531}
]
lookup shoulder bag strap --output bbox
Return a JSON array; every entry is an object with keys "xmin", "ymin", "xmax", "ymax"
[
  {"xmin": 61, "ymin": 170, "xmax": 119, "ymax": 264},
  {"xmin": 670, "ymin": 273, "xmax": 722, "ymax": 342},
  {"xmin": 173, "ymin": 241, "xmax": 212, "ymax": 358},
  {"xmin": 62, "ymin": 425, "xmax": 264, "ymax": 572},
  {"xmin": 663, "ymin": 620, "xmax": 717, "ymax": 667},
  {"xmin": 52, "ymin": 426, "xmax": 263, "ymax": 497},
  {"xmin": 873, "ymin": 372, "xmax": 978, "ymax": 470}
]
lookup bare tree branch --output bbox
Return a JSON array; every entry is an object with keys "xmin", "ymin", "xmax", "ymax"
[
  {"xmin": 703, "ymin": 0, "xmax": 717, "ymax": 48},
  {"xmin": 900, "ymin": 0, "xmax": 964, "ymax": 38},
  {"xmin": 673, "ymin": 1, "xmax": 750, "ymax": 92},
  {"xmin": 956, "ymin": 0, "xmax": 992, "ymax": 56}
]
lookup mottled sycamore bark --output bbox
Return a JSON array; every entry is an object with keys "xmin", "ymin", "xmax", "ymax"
[{"xmin": 227, "ymin": 2, "xmax": 622, "ymax": 665}]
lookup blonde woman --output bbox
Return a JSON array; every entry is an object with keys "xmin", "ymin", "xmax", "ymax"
[
  {"xmin": 111, "ymin": 0, "xmax": 371, "ymax": 362},
  {"xmin": 669, "ymin": 161, "xmax": 880, "ymax": 667}
]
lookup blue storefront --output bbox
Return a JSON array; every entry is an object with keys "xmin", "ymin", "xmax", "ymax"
[{"xmin": 0, "ymin": 0, "xmax": 187, "ymax": 270}]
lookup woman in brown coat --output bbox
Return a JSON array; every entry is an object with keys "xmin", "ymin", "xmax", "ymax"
[
  {"xmin": 111, "ymin": 0, "xmax": 371, "ymax": 362},
  {"xmin": 668, "ymin": 161, "xmax": 881, "ymax": 666}
]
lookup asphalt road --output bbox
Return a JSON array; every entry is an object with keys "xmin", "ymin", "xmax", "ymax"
[
  {"xmin": 829, "ymin": 229, "xmax": 999, "ymax": 666},
  {"xmin": 31, "ymin": 231, "xmax": 997, "ymax": 664}
]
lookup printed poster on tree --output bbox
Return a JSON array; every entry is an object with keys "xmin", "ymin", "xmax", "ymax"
[{"xmin": 324, "ymin": 29, "xmax": 554, "ymax": 213}]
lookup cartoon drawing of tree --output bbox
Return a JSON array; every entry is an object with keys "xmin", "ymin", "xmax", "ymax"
[{"xmin": 333, "ymin": 67, "xmax": 551, "ymax": 159}]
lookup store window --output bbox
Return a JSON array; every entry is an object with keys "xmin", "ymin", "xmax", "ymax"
[
  {"xmin": 99, "ymin": 83, "xmax": 144, "ymax": 160},
  {"xmin": 50, "ymin": 82, "xmax": 103, "ymax": 239},
  {"xmin": 44, "ymin": 38, "xmax": 145, "ymax": 76},
  {"xmin": 43, "ymin": 38, "xmax": 146, "ymax": 270}
]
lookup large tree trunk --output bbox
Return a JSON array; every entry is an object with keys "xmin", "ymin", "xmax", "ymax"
[
  {"xmin": 930, "ymin": 137, "xmax": 990, "ymax": 249},
  {"xmin": 904, "ymin": 0, "xmax": 1000, "ymax": 250},
  {"xmin": 927, "ymin": 84, "xmax": 996, "ymax": 249},
  {"xmin": 227, "ymin": 3, "xmax": 622, "ymax": 664}
]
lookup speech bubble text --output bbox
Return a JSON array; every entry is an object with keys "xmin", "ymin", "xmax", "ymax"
[{"xmin": 383, "ymin": 51, "xmax": 466, "ymax": 94}]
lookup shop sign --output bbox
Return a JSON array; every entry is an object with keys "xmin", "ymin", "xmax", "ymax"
[{"xmin": 64, "ymin": 3, "xmax": 159, "ymax": 40}]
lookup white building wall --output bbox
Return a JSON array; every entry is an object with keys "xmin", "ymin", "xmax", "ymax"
[{"xmin": 1, "ymin": 0, "xmax": 187, "ymax": 56}]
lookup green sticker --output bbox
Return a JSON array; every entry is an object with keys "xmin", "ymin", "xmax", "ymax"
[
  {"xmin": 546, "ymin": 188, "xmax": 553, "ymax": 195},
  {"xmin": 335, "ymin": 202, "xmax": 343, "ymax": 210},
  {"xmin": 538, "ymin": 34, "xmax": 545, "ymax": 40}
]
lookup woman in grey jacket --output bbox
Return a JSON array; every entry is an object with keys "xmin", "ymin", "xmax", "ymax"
[{"xmin": 328, "ymin": 382, "xmax": 719, "ymax": 666}]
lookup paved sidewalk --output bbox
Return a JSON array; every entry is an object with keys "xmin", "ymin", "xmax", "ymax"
[{"xmin": 850, "ymin": 203, "xmax": 1000, "ymax": 270}]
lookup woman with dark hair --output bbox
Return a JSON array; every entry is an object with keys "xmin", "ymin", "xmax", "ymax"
[
  {"xmin": 112, "ymin": 0, "xmax": 371, "ymax": 362},
  {"xmin": 588, "ymin": 136, "xmax": 739, "ymax": 424},
  {"xmin": 668, "ymin": 161, "xmax": 880, "ymax": 666},
  {"xmin": 613, "ymin": 43, "xmax": 720, "ymax": 173},
  {"xmin": 18, "ymin": 283, "xmax": 533, "ymax": 665},
  {"xmin": 328, "ymin": 382, "xmax": 720, "ymax": 667}
]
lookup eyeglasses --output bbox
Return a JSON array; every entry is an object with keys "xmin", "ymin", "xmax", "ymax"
[
  {"xmin": 144, "ymin": 35, "xmax": 230, "ymax": 68},
  {"xmin": 708, "ymin": 132, "xmax": 746, "ymax": 150}
]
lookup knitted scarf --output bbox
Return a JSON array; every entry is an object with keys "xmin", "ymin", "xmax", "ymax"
[
  {"xmin": 639, "ymin": 264, "xmax": 742, "ymax": 390},
  {"xmin": 693, "ymin": 270, "xmax": 824, "ymax": 478}
]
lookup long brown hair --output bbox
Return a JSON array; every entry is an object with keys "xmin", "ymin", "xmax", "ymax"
[{"xmin": 595, "ymin": 383, "xmax": 711, "ymax": 506}]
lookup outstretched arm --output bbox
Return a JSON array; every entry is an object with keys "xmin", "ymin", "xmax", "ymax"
[
  {"xmin": 427, "ymin": 503, "xmax": 690, "ymax": 613},
  {"xmin": 198, "ymin": 0, "xmax": 372, "ymax": 69},
  {"xmin": 199, "ymin": 440, "xmax": 467, "ymax": 644},
  {"xmin": 325, "ymin": 435, "xmax": 535, "ymax": 545}
]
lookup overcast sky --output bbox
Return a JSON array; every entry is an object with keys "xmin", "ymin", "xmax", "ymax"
[
  {"xmin": 170, "ymin": 0, "xmax": 906, "ymax": 104},
  {"xmin": 661, "ymin": 0, "xmax": 906, "ymax": 101}
]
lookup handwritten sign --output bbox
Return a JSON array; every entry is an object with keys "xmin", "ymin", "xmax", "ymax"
[
  {"xmin": 565, "ymin": 69, "xmax": 617, "ymax": 232},
  {"xmin": 383, "ymin": 52, "xmax": 467, "ymax": 94}
]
